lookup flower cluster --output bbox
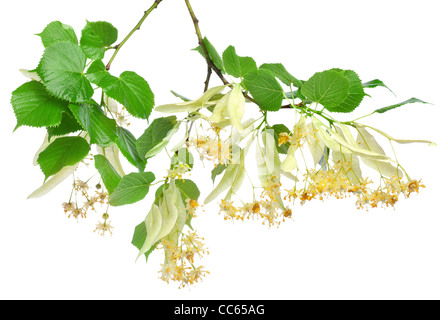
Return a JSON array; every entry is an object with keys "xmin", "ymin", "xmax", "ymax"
[
  {"xmin": 62, "ymin": 179, "xmax": 109, "ymax": 219},
  {"xmin": 159, "ymin": 231, "xmax": 209, "ymax": 288},
  {"xmin": 166, "ymin": 163, "xmax": 191, "ymax": 180},
  {"xmin": 61, "ymin": 177, "xmax": 113, "ymax": 236},
  {"xmin": 355, "ymin": 177, "xmax": 425, "ymax": 210},
  {"xmin": 188, "ymin": 136, "xmax": 231, "ymax": 165},
  {"xmin": 137, "ymin": 179, "xmax": 206, "ymax": 287},
  {"xmin": 192, "ymin": 108, "xmax": 430, "ymax": 227},
  {"xmin": 219, "ymin": 175, "xmax": 292, "ymax": 227},
  {"xmin": 286, "ymin": 161, "xmax": 370, "ymax": 204},
  {"xmin": 185, "ymin": 198, "xmax": 200, "ymax": 218}
]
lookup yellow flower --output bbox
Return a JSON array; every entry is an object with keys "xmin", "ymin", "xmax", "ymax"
[
  {"xmin": 166, "ymin": 163, "xmax": 191, "ymax": 180},
  {"xmin": 159, "ymin": 231, "xmax": 209, "ymax": 288},
  {"xmin": 189, "ymin": 136, "xmax": 231, "ymax": 165},
  {"xmin": 94, "ymin": 219, "xmax": 114, "ymax": 236},
  {"xmin": 278, "ymin": 132, "xmax": 290, "ymax": 146}
]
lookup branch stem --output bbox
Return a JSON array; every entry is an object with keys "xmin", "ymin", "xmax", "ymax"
[
  {"xmin": 183, "ymin": 0, "xmax": 229, "ymax": 85},
  {"xmin": 203, "ymin": 66, "xmax": 212, "ymax": 92},
  {"xmin": 106, "ymin": 0, "xmax": 163, "ymax": 70}
]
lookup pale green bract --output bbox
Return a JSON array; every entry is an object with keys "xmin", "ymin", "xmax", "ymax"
[
  {"xmin": 138, "ymin": 180, "xmax": 188, "ymax": 258},
  {"xmin": 154, "ymin": 85, "xmax": 225, "ymax": 113},
  {"xmin": 204, "ymin": 163, "xmax": 240, "ymax": 204},
  {"xmin": 138, "ymin": 204, "xmax": 162, "ymax": 259},
  {"xmin": 355, "ymin": 126, "xmax": 402, "ymax": 178},
  {"xmin": 209, "ymin": 84, "xmax": 245, "ymax": 132}
]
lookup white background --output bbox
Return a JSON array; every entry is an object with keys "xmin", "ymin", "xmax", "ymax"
[{"xmin": 1, "ymin": 0, "xmax": 439, "ymax": 300}]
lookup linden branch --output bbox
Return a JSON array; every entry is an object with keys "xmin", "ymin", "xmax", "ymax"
[
  {"xmin": 106, "ymin": 0, "xmax": 164, "ymax": 71},
  {"xmin": 183, "ymin": 0, "xmax": 230, "ymax": 86}
]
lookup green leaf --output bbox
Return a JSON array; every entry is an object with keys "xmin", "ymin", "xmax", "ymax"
[
  {"xmin": 109, "ymin": 172, "xmax": 155, "ymax": 206},
  {"xmin": 136, "ymin": 116, "xmax": 179, "ymax": 160},
  {"xmin": 154, "ymin": 179, "xmax": 200, "ymax": 207},
  {"xmin": 69, "ymin": 103, "xmax": 118, "ymax": 147},
  {"xmin": 175, "ymin": 179, "xmax": 199, "ymax": 230},
  {"xmin": 115, "ymin": 127, "xmax": 146, "ymax": 172},
  {"xmin": 175, "ymin": 179, "xmax": 200, "ymax": 201},
  {"xmin": 11, "ymin": 81, "xmax": 69, "ymax": 130},
  {"xmin": 362, "ymin": 79, "xmax": 395, "ymax": 95},
  {"xmin": 301, "ymin": 69, "xmax": 349, "ymax": 111},
  {"xmin": 329, "ymin": 69, "xmax": 365, "ymax": 113},
  {"xmin": 243, "ymin": 69, "xmax": 284, "ymax": 111},
  {"xmin": 47, "ymin": 111, "xmax": 83, "ymax": 139},
  {"xmin": 222, "ymin": 45, "xmax": 258, "ymax": 78},
  {"xmin": 94, "ymin": 154, "xmax": 121, "ymax": 194},
  {"xmin": 85, "ymin": 60, "xmax": 111, "ymax": 85},
  {"xmin": 37, "ymin": 136, "xmax": 90, "ymax": 179},
  {"xmin": 96, "ymin": 71, "xmax": 154, "ymax": 119},
  {"xmin": 131, "ymin": 222, "xmax": 159, "ymax": 263},
  {"xmin": 37, "ymin": 41, "xmax": 94, "ymax": 103},
  {"xmin": 211, "ymin": 164, "xmax": 227, "ymax": 183},
  {"xmin": 176, "ymin": 179, "xmax": 199, "ymax": 232},
  {"xmin": 260, "ymin": 63, "xmax": 302, "ymax": 88},
  {"xmin": 37, "ymin": 21, "xmax": 78, "ymax": 48},
  {"xmin": 170, "ymin": 90, "xmax": 191, "ymax": 102},
  {"xmin": 373, "ymin": 98, "xmax": 429, "ymax": 114},
  {"xmin": 80, "ymin": 21, "xmax": 118, "ymax": 60},
  {"xmin": 193, "ymin": 37, "xmax": 225, "ymax": 73},
  {"xmin": 87, "ymin": 62, "xmax": 154, "ymax": 119},
  {"xmin": 296, "ymin": 87, "xmax": 307, "ymax": 101}
]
